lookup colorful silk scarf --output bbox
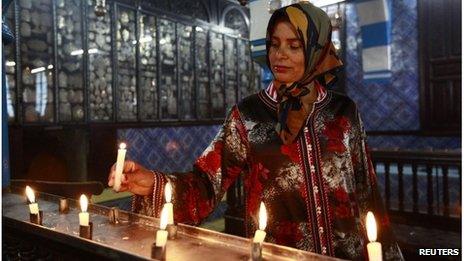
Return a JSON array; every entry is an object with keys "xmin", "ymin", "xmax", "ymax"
[{"xmin": 266, "ymin": 2, "xmax": 343, "ymax": 144}]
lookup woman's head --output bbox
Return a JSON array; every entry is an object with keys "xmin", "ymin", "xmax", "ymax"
[
  {"xmin": 268, "ymin": 17, "xmax": 305, "ymax": 85},
  {"xmin": 266, "ymin": 2, "xmax": 343, "ymax": 87}
]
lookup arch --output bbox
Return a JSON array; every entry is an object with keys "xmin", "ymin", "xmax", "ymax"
[
  {"xmin": 192, "ymin": 0, "xmax": 211, "ymax": 23},
  {"xmin": 220, "ymin": 5, "xmax": 250, "ymax": 37}
]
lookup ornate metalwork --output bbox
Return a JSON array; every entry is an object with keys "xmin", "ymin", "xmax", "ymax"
[
  {"xmin": 139, "ymin": 13, "xmax": 158, "ymax": 120},
  {"xmin": 224, "ymin": 8, "xmax": 249, "ymax": 38},
  {"xmin": 224, "ymin": 35, "xmax": 237, "ymax": 111},
  {"xmin": 18, "ymin": 0, "xmax": 55, "ymax": 123},
  {"xmin": 116, "ymin": 6, "xmax": 137, "ymax": 121},
  {"xmin": 178, "ymin": 23, "xmax": 195, "ymax": 120},
  {"xmin": 5, "ymin": 0, "xmax": 253, "ymax": 125},
  {"xmin": 158, "ymin": 18, "xmax": 177, "ymax": 119},
  {"xmin": 195, "ymin": 27, "xmax": 210, "ymax": 119},
  {"xmin": 56, "ymin": 0, "xmax": 85, "ymax": 122},
  {"xmin": 237, "ymin": 39, "xmax": 255, "ymax": 99},
  {"xmin": 87, "ymin": 0, "xmax": 113, "ymax": 121},
  {"xmin": 210, "ymin": 31, "xmax": 225, "ymax": 118}
]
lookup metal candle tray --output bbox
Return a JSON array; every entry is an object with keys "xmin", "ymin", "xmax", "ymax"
[{"xmin": 3, "ymin": 188, "xmax": 343, "ymax": 260}]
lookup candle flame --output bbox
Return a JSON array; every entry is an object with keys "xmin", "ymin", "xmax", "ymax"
[
  {"xmin": 160, "ymin": 205, "xmax": 168, "ymax": 230},
  {"xmin": 165, "ymin": 182, "xmax": 172, "ymax": 203},
  {"xmin": 258, "ymin": 202, "xmax": 267, "ymax": 231},
  {"xmin": 119, "ymin": 142, "xmax": 127, "ymax": 150},
  {"xmin": 25, "ymin": 186, "xmax": 35, "ymax": 203},
  {"xmin": 366, "ymin": 211, "xmax": 377, "ymax": 242},
  {"xmin": 80, "ymin": 194, "xmax": 88, "ymax": 212}
]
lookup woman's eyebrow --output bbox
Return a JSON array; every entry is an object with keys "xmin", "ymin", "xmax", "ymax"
[{"xmin": 271, "ymin": 36, "xmax": 301, "ymax": 42}]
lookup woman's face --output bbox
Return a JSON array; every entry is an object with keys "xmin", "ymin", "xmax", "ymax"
[{"xmin": 269, "ymin": 21, "xmax": 305, "ymax": 85}]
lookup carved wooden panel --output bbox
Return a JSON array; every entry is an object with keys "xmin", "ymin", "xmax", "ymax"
[{"xmin": 419, "ymin": 0, "xmax": 461, "ymax": 133}]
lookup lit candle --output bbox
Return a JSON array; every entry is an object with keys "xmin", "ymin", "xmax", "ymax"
[
  {"xmin": 164, "ymin": 182, "xmax": 174, "ymax": 225},
  {"xmin": 366, "ymin": 211, "xmax": 382, "ymax": 261},
  {"xmin": 79, "ymin": 194, "xmax": 90, "ymax": 227},
  {"xmin": 25, "ymin": 186, "xmax": 39, "ymax": 214},
  {"xmin": 155, "ymin": 206, "xmax": 169, "ymax": 247},
  {"xmin": 253, "ymin": 202, "xmax": 267, "ymax": 243},
  {"xmin": 113, "ymin": 142, "xmax": 127, "ymax": 192}
]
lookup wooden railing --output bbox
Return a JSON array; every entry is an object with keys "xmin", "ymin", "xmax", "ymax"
[
  {"xmin": 371, "ymin": 150, "xmax": 461, "ymax": 231},
  {"xmin": 224, "ymin": 150, "xmax": 461, "ymax": 236}
]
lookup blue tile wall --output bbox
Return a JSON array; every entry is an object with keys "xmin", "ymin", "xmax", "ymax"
[
  {"xmin": 367, "ymin": 135, "xmax": 461, "ymax": 151},
  {"xmin": 345, "ymin": 0, "xmax": 461, "ymax": 150},
  {"xmin": 118, "ymin": 125, "xmax": 221, "ymax": 172},
  {"xmin": 345, "ymin": 0, "xmax": 419, "ymax": 131},
  {"xmin": 118, "ymin": 125, "xmax": 460, "ymax": 170}
]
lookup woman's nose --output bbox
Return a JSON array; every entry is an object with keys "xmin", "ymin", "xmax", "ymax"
[{"xmin": 275, "ymin": 47, "xmax": 288, "ymax": 59}]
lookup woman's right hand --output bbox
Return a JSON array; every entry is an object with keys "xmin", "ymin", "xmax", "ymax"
[{"xmin": 108, "ymin": 160, "xmax": 155, "ymax": 196}]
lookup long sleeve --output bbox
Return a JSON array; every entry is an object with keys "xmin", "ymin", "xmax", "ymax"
[
  {"xmin": 351, "ymin": 110, "xmax": 404, "ymax": 261},
  {"xmin": 132, "ymin": 105, "xmax": 250, "ymax": 225}
]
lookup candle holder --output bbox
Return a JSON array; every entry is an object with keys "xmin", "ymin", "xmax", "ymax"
[
  {"xmin": 167, "ymin": 224, "xmax": 177, "ymax": 240},
  {"xmin": 151, "ymin": 243, "xmax": 166, "ymax": 260},
  {"xmin": 108, "ymin": 207, "xmax": 119, "ymax": 224},
  {"xmin": 251, "ymin": 242, "xmax": 263, "ymax": 261},
  {"xmin": 79, "ymin": 222, "xmax": 93, "ymax": 240},
  {"xmin": 29, "ymin": 210, "xmax": 43, "ymax": 225},
  {"xmin": 59, "ymin": 198, "xmax": 69, "ymax": 214}
]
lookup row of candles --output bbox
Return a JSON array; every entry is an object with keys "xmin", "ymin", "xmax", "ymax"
[
  {"xmin": 26, "ymin": 185, "xmax": 94, "ymax": 237},
  {"xmin": 26, "ymin": 186, "xmax": 90, "ymax": 226},
  {"xmin": 25, "ymin": 181, "xmax": 382, "ymax": 261},
  {"xmin": 24, "ymin": 141, "xmax": 383, "ymax": 261},
  {"xmin": 24, "ymin": 180, "xmax": 177, "ymax": 259}
]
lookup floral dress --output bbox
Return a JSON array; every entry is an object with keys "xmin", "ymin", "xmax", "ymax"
[{"xmin": 132, "ymin": 84, "xmax": 404, "ymax": 260}]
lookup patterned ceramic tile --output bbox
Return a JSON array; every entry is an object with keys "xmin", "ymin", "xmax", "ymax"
[
  {"xmin": 345, "ymin": 0, "xmax": 460, "ymax": 150},
  {"xmin": 345, "ymin": 0, "xmax": 420, "ymax": 131},
  {"xmin": 367, "ymin": 135, "xmax": 461, "ymax": 151},
  {"xmin": 118, "ymin": 125, "xmax": 221, "ymax": 172}
]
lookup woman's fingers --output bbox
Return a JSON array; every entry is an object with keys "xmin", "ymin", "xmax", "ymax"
[
  {"xmin": 118, "ymin": 183, "xmax": 129, "ymax": 192},
  {"xmin": 121, "ymin": 174, "xmax": 129, "ymax": 184},
  {"xmin": 108, "ymin": 170, "xmax": 115, "ymax": 186},
  {"xmin": 109, "ymin": 161, "xmax": 135, "ymax": 187},
  {"xmin": 108, "ymin": 161, "xmax": 152, "ymax": 195},
  {"xmin": 123, "ymin": 161, "xmax": 137, "ymax": 173}
]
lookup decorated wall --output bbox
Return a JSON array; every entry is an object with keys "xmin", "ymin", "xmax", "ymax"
[
  {"xmin": 121, "ymin": 0, "xmax": 460, "ymax": 174},
  {"xmin": 345, "ymin": 0, "xmax": 460, "ymax": 150}
]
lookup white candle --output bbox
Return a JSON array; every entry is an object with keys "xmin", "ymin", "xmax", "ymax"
[
  {"xmin": 25, "ymin": 186, "xmax": 39, "ymax": 214},
  {"xmin": 253, "ymin": 202, "xmax": 267, "ymax": 243},
  {"xmin": 113, "ymin": 142, "xmax": 127, "ymax": 192},
  {"xmin": 253, "ymin": 230, "xmax": 266, "ymax": 243},
  {"xmin": 155, "ymin": 206, "xmax": 169, "ymax": 247},
  {"xmin": 79, "ymin": 194, "xmax": 90, "ymax": 226},
  {"xmin": 366, "ymin": 211, "xmax": 382, "ymax": 261},
  {"xmin": 164, "ymin": 182, "xmax": 174, "ymax": 225}
]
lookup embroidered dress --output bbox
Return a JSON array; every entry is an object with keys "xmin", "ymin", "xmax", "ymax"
[{"xmin": 132, "ymin": 83, "xmax": 404, "ymax": 260}]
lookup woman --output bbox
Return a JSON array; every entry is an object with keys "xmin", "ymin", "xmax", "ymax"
[{"xmin": 108, "ymin": 2, "xmax": 403, "ymax": 260}]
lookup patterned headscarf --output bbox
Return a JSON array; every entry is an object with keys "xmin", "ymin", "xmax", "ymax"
[{"xmin": 266, "ymin": 2, "xmax": 343, "ymax": 144}]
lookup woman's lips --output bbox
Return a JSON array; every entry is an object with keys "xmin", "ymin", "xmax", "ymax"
[{"xmin": 273, "ymin": 65, "xmax": 291, "ymax": 73}]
